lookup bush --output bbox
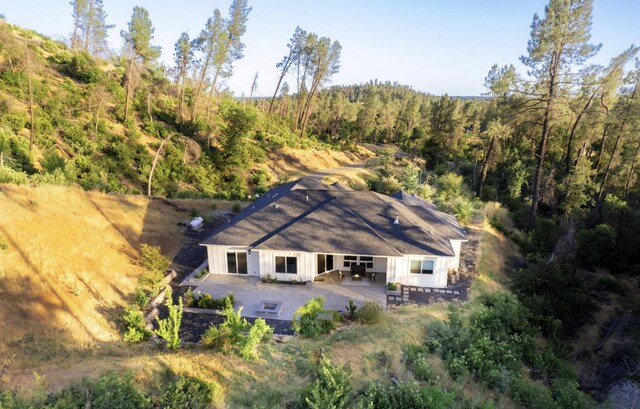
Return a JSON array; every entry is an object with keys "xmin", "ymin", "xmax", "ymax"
[
  {"xmin": 155, "ymin": 287, "xmax": 183, "ymax": 349},
  {"xmin": 451, "ymin": 196, "xmax": 474, "ymax": 225},
  {"xmin": 232, "ymin": 203, "xmax": 242, "ymax": 213},
  {"xmin": 292, "ymin": 297, "xmax": 336, "ymax": 338},
  {"xmin": 354, "ymin": 300, "xmax": 385, "ymax": 324},
  {"xmin": 361, "ymin": 381, "xmax": 455, "ymax": 409},
  {"xmin": 0, "ymin": 167, "xmax": 29, "ymax": 184},
  {"xmin": 140, "ymin": 244, "xmax": 171, "ymax": 276},
  {"xmin": 404, "ymin": 345, "xmax": 435, "ymax": 383},
  {"xmin": 576, "ymin": 224, "xmax": 617, "ymax": 268},
  {"xmin": 91, "ymin": 373, "xmax": 151, "ymax": 409},
  {"xmin": 191, "ymin": 292, "xmax": 235, "ymax": 310},
  {"xmin": 435, "ymin": 172, "xmax": 464, "ymax": 201},
  {"xmin": 160, "ymin": 375, "xmax": 217, "ymax": 409},
  {"xmin": 298, "ymin": 355, "xmax": 351, "ymax": 409},
  {"xmin": 201, "ymin": 300, "xmax": 272, "ymax": 360},
  {"xmin": 123, "ymin": 305, "xmax": 151, "ymax": 343}
]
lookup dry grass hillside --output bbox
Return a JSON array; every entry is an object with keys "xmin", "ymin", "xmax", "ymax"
[{"xmin": 0, "ymin": 184, "xmax": 226, "ymax": 371}]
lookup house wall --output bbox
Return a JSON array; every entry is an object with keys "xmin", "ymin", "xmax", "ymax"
[
  {"xmin": 205, "ymin": 244, "xmax": 460, "ymax": 288},
  {"xmin": 258, "ymin": 250, "xmax": 315, "ymax": 282},
  {"xmin": 333, "ymin": 254, "xmax": 387, "ymax": 273},
  {"xmin": 204, "ymin": 245, "xmax": 259, "ymax": 276},
  {"xmin": 388, "ymin": 255, "xmax": 449, "ymax": 288},
  {"xmin": 445, "ymin": 240, "xmax": 463, "ymax": 272}
]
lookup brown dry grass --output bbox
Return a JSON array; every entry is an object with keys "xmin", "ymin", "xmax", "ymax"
[
  {"xmin": 257, "ymin": 146, "xmax": 373, "ymax": 182},
  {"xmin": 470, "ymin": 202, "xmax": 521, "ymax": 299},
  {"xmin": 0, "ymin": 184, "xmax": 224, "ymax": 373}
]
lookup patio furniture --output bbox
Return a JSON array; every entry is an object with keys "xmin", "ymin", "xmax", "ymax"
[
  {"xmin": 350, "ymin": 264, "xmax": 366, "ymax": 281},
  {"xmin": 370, "ymin": 272, "xmax": 376, "ymax": 282}
]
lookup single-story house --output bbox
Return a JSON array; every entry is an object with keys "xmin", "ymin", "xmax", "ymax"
[{"xmin": 200, "ymin": 177, "xmax": 467, "ymax": 288}]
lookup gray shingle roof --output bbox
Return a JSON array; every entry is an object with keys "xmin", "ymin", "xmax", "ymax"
[{"xmin": 202, "ymin": 177, "xmax": 466, "ymax": 256}]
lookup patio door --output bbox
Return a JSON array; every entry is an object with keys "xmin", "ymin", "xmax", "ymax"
[
  {"xmin": 227, "ymin": 251, "xmax": 248, "ymax": 274},
  {"xmin": 317, "ymin": 254, "xmax": 334, "ymax": 274}
]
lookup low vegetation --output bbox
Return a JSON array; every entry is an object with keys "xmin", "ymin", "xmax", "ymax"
[
  {"xmin": 200, "ymin": 300, "xmax": 273, "ymax": 360},
  {"xmin": 0, "ymin": 372, "xmax": 217, "ymax": 409},
  {"xmin": 292, "ymin": 297, "xmax": 340, "ymax": 338}
]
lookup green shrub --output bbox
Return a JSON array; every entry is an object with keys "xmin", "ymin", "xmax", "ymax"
[
  {"xmin": 292, "ymin": 297, "xmax": 336, "ymax": 338},
  {"xmin": 155, "ymin": 287, "xmax": 183, "ymax": 349},
  {"xmin": 576, "ymin": 224, "xmax": 617, "ymax": 268},
  {"xmin": 61, "ymin": 51, "xmax": 103, "ymax": 83},
  {"xmin": 232, "ymin": 203, "xmax": 242, "ymax": 213},
  {"xmin": 510, "ymin": 377, "xmax": 557, "ymax": 409},
  {"xmin": 0, "ymin": 167, "xmax": 29, "ymax": 184},
  {"xmin": 238, "ymin": 318, "xmax": 273, "ymax": 360},
  {"xmin": 355, "ymin": 300, "xmax": 385, "ymax": 324},
  {"xmin": 435, "ymin": 172, "xmax": 464, "ymax": 201},
  {"xmin": 193, "ymin": 292, "xmax": 235, "ymax": 310},
  {"xmin": 451, "ymin": 196, "xmax": 474, "ymax": 225},
  {"xmin": 140, "ymin": 243, "xmax": 170, "ymax": 277},
  {"xmin": 404, "ymin": 345, "xmax": 435, "ymax": 383},
  {"xmin": 346, "ymin": 300, "xmax": 358, "ymax": 320},
  {"xmin": 361, "ymin": 381, "xmax": 455, "ymax": 409},
  {"xmin": 368, "ymin": 174, "xmax": 402, "ymax": 195},
  {"xmin": 123, "ymin": 305, "xmax": 151, "ymax": 343},
  {"xmin": 510, "ymin": 261, "xmax": 595, "ymax": 335},
  {"xmin": 298, "ymin": 355, "xmax": 351, "ymax": 409},
  {"xmin": 90, "ymin": 373, "xmax": 151, "ymax": 409},
  {"xmin": 387, "ymin": 282, "xmax": 398, "ymax": 291},
  {"xmin": 201, "ymin": 300, "xmax": 272, "ymax": 360},
  {"xmin": 160, "ymin": 375, "xmax": 217, "ymax": 409},
  {"xmin": 1, "ymin": 111, "xmax": 29, "ymax": 133}
]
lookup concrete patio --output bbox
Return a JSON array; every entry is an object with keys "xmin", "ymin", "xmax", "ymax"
[{"xmin": 181, "ymin": 272, "xmax": 387, "ymax": 321}]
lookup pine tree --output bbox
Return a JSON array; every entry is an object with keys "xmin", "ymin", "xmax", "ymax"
[
  {"xmin": 121, "ymin": 6, "xmax": 160, "ymax": 119},
  {"xmin": 521, "ymin": 0, "xmax": 600, "ymax": 230}
]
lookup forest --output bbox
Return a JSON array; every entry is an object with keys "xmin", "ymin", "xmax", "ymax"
[{"xmin": 0, "ymin": 0, "xmax": 639, "ymax": 407}]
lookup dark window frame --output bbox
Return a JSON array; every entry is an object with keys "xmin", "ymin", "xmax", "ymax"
[
  {"xmin": 275, "ymin": 255, "xmax": 298, "ymax": 274},
  {"xmin": 410, "ymin": 259, "xmax": 435, "ymax": 275}
]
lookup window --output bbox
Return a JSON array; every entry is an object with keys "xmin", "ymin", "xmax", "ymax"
[
  {"xmin": 226, "ymin": 251, "xmax": 248, "ymax": 274},
  {"xmin": 410, "ymin": 260, "xmax": 434, "ymax": 275},
  {"xmin": 275, "ymin": 256, "xmax": 298, "ymax": 274},
  {"xmin": 343, "ymin": 255, "xmax": 374, "ymax": 269}
]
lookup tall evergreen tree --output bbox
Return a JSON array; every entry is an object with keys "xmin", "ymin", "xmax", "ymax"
[
  {"xmin": 69, "ymin": 0, "xmax": 113, "ymax": 57},
  {"xmin": 520, "ymin": 0, "xmax": 600, "ymax": 230},
  {"xmin": 121, "ymin": 6, "xmax": 160, "ymax": 119},
  {"xmin": 173, "ymin": 31, "xmax": 193, "ymax": 123}
]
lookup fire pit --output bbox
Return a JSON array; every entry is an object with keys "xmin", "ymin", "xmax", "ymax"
[{"xmin": 255, "ymin": 300, "xmax": 283, "ymax": 317}]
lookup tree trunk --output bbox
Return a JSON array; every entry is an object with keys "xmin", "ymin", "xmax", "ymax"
[
  {"xmin": 594, "ymin": 124, "xmax": 609, "ymax": 172},
  {"xmin": 83, "ymin": 0, "xmax": 94, "ymax": 52},
  {"xmin": 124, "ymin": 56, "xmax": 135, "ymax": 119},
  {"xmin": 624, "ymin": 141, "xmax": 640, "ymax": 199},
  {"xmin": 25, "ymin": 40, "xmax": 35, "ymax": 151},
  {"xmin": 178, "ymin": 74, "xmax": 186, "ymax": 124},
  {"xmin": 268, "ymin": 57, "xmax": 292, "ymax": 113},
  {"xmin": 205, "ymin": 67, "xmax": 221, "ymax": 117},
  {"xmin": 148, "ymin": 136, "xmax": 171, "ymax": 197},
  {"xmin": 597, "ymin": 80, "xmax": 638, "ymax": 202},
  {"xmin": 476, "ymin": 134, "xmax": 496, "ymax": 197},
  {"xmin": 147, "ymin": 90, "xmax": 153, "ymax": 123},
  {"xmin": 564, "ymin": 91, "xmax": 596, "ymax": 173}
]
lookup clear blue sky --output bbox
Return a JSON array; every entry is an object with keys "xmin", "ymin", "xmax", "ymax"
[{"xmin": 2, "ymin": 1, "xmax": 639, "ymax": 96}]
